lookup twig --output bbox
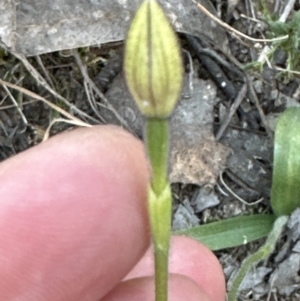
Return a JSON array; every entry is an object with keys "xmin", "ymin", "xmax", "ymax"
[
  {"xmin": 35, "ymin": 55, "xmax": 55, "ymax": 88},
  {"xmin": 247, "ymin": 77, "xmax": 273, "ymax": 138},
  {"xmin": 0, "ymin": 78, "xmax": 90, "ymax": 128},
  {"xmin": 43, "ymin": 118, "xmax": 91, "ymax": 141},
  {"xmin": 244, "ymin": 0, "xmax": 256, "ymax": 37},
  {"xmin": 83, "ymin": 81, "xmax": 106, "ymax": 123},
  {"xmin": 0, "ymin": 40, "xmax": 99, "ymax": 124},
  {"xmin": 191, "ymin": 0, "xmax": 288, "ymax": 43},
  {"xmin": 0, "ymin": 119, "xmax": 9, "ymax": 136},
  {"xmin": 216, "ymin": 182, "xmax": 229, "ymax": 196},
  {"xmin": 219, "ymin": 172, "xmax": 264, "ymax": 206},
  {"xmin": 240, "ymin": 14, "xmax": 262, "ymax": 23},
  {"xmin": 278, "ymin": 0, "xmax": 296, "ymax": 22},
  {"xmin": 0, "ymin": 100, "xmax": 36, "ymax": 110},
  {"xmin": 276, "ymin": 67, "xmax": 300, "ymax": 75},
  {"xmin": 72, "ymin": 49, "xmax": 130, "ymax": 130},
  {"xmin": 1, "ymin": 84, "xmax": 28, "ymax": 125},
  {"xmin": 216, "ymin": 83, "xmax": 247, "ymax": 140},
  {"xmin": 245, "ymin": 0, "xmax": 256, "ymax": 20},
  {"xmin": 0, "ymin": 72, "xmax": 24, "ymax": 106}
]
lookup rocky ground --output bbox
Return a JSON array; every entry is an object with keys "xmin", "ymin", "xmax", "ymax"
[{"xmin": 0, "ymin": 0, "xmax": 299, "ymax": 300}]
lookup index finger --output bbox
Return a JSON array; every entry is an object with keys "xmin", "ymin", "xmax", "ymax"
[{"xmin": 0, "ymin": 125, "xmax": 150, "ymax": 301}]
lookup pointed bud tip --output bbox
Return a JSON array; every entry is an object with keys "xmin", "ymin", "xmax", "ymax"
[{"xmin": 124, "ymin": 0, "xmax": 183, "ymax": 118}]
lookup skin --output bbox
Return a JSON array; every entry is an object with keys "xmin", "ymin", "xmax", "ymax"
[{"xmin": 0, "ymin": 125, "xmax": 226, "ymax": 301}]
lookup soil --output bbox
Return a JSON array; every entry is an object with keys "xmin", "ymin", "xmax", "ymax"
[{"xmin": 0, "ymin": 0, "xmax": 300, "ymax": 300}]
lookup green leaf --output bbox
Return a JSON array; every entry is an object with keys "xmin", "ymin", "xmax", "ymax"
[
  {"xmin": 267, "ymin": 20, "xmax": 290, "ymax": 36},
  {"xmin": 271, "ymin": 107, "xmax": 300, "ymax": 216},
  {"xmin": 227, "ymin": 215, "xmax": 288, "ymax": 301},
  {"xmin": 174, "ymin": 214, "xmax": 276, "ymax": 251},
  {"xmin": 288, "ymin": 10, "xmax": 300, "ymax": 33},
  {"xmin": 123, "ymin": 0, "xmax": 183, "ymax": 118}
]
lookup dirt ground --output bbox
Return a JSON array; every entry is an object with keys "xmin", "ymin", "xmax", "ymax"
[{"xmin": 0, "ymin": 0, "xmax": 300, "ymax": 300}]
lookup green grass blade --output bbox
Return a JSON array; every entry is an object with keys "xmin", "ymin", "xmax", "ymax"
[
  {"xmin": 271, "ymin": 107, "xmax": 300, "ymax": 216},
  {"xmin": 174, "ymin": 214, "xmax": 276, "ymax": 251}
]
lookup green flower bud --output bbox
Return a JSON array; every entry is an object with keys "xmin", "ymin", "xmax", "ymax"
[{"xmin": 124, "ymin": 0, "xmax": 183, "ymax": 118}]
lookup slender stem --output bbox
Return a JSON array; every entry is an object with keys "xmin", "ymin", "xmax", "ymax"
[
  {"xmin": 146, "ymin": 118, "xmax": 171, "ymax": 301},
  {"xmin": 154, "ymin": 246, "xmax": 169, "ymax": 301},
  {"xmin": 228, "ymin": 248, "xmax": 265, "ymax": 301},
  {"xmin": 228, "ymin": 216, "xmax": 288, "ymax": 301},
  {"xmin": 146, "ymin": 118, "xmax": 169, "ymax": 195},
  {"xmin": 148, "ymin": 185, "xmax": 172, "ymax": 301}
]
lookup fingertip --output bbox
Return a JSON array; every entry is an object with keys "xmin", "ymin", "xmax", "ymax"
[
  {"xmin": 103, "ymin": 274, "xmax": 213, "ymax": 301},
  {"xmin": 125, "ymin": 236, "xmax": 226, "ymax": 301},
  {"xmin": 170, "ymin": 236, "xmax": 226, "ymax": 301},
  {"xmin": 0, "ymin": 125, "xmax": 151, "ymax": 300}
]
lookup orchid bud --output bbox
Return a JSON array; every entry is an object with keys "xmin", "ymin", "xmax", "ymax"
[{"xmin": 124, "ymin": 0, "xmax": 183, "ymax": 118}]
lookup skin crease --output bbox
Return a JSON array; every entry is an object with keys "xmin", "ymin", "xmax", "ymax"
[
  {"xmin": 125, "ymin": 236, "xmax": 225, "ymax": 301},
  {"xmin": 0, "ymin": 125, "xmax": 226, "ymax": 301}
]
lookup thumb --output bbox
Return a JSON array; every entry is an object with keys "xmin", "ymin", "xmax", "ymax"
[{"xmin": 103, "ymin": 274, "xmax": 214, "ymax": 301}]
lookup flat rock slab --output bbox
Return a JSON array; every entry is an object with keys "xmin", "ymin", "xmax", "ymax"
[
  {"xmin": 0, "ymin": 0, "xmax": 229, "ymax": 56},
  {"xmin": 220, "ymin": 129, "xmax": 273, "ymax": 197},
  {"xmin": 104, "ymin": 75, "xmax": 231, "ymax": 186}
]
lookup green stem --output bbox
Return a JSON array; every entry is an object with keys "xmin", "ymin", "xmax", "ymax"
[
  {"xmin": 154, "ymin": 246, "xmax": 169, "ymax": 301},
  {"xmin": 148, "ymin": 185, "xmax": 172, "ymax": 301},
  {"xmin": 146, "ymin": 118, "xmax": 171, "ymax": 301},
  {"xmin": 228, "ymin": 216, "xmax": 288, "ymax": 301},
  {"xmin": 146, "ymin": 118, "xmax": 169, "ymax": 195}
]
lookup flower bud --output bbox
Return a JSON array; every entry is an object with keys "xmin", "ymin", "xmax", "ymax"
[{"xmin": 124, "ymin": 0, "xmax": 183, "ymax": 118}]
